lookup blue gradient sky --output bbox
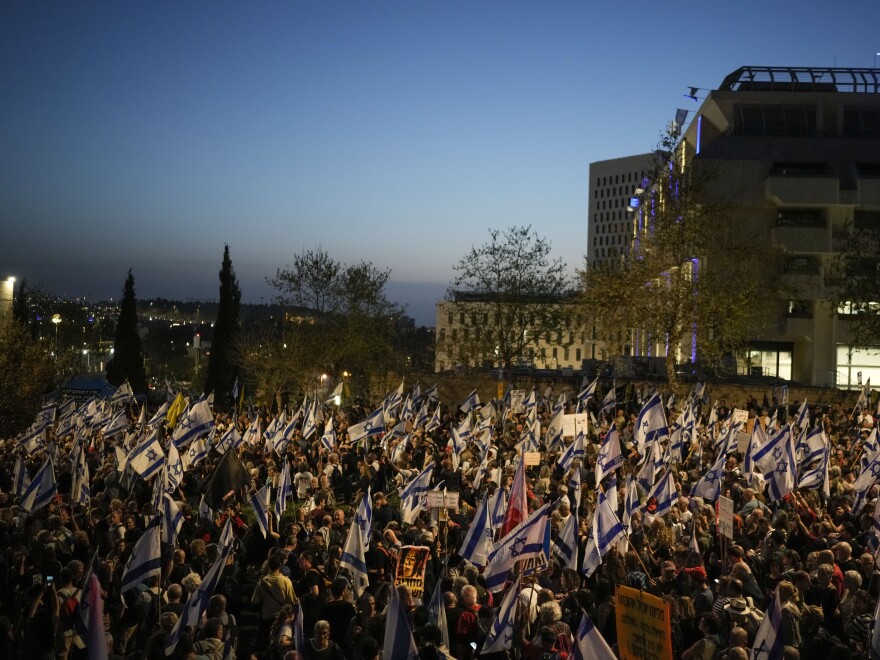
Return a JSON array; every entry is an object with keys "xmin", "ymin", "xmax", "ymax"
[{"xmin": 2, "ymin": 1, "xmax": 878, "ymax": 325}]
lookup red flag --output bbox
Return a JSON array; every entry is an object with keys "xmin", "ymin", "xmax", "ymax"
[
  {"xmin": 86, "ymin": 573, "xmax": 107, "ymax": 660},
  {"xmin": 499, "ymin": 457, "xmax": 528, "ymax": 538}
]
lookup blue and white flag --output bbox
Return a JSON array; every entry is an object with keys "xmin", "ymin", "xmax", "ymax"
[
  {"xmin": 161, "ymin": 495, "xmax": 184, "ymax": 546},
  {"xmin": 577, "ymin": 377, "xmax": 598, "ymax": 410},
  {"xmin": 348, "ymin": 407, "xmax": 385, "ymax": 443},
  {"xmin": 471, "ymin": 443, "xmax": 491, "ymax": 492},
  {"xmin": 400, "ymin": 395, "xmax": 414, "ymax": 422},
  {"xmin": 572, "ymin": 613, "xmax": 616, "ymax": 660},
  {"xmin": 557, "ymin": 431, "xmax": 585, "ymax": 473},
  {"xmin": 264, "ymin": 411, "xmax": 286, "ymax": 455},
  {"xmin": 691, "ymin": 450, "xmax": 728, "ymax": 502},
  {"xmin": 853, "ymin": 452, "xmax": 880, "ymax": 515},
  {"xmin": 796, "ymin": 426, "xmax": 826, "ymax": 471},
  {"xmin": 183, "ymin": 437, "xmax": 208, "ymax": 470},
  {"xmin": 382, "ymin": 580, "xmax": 419, "ymax": 660},
  {"xmin": 460, "ymin": 389, "xmax": 480, "ymax": 414},
  {"xmin": 102, "ymin": 409, "xmax": 130, "ymax": 439},
  {"xmin": 400, "ymin": 463, "xmax": 434, "ymax": 524},
  {"xmin": 569, "ymin": 464, "xmax": 582, "ymax": 511},
  {"xmin": 275, "ymin": 461, "xmax": 291, "ymax": 521},
  {"xmin": 302, "ymin": 400, "xmax": 319, "ymax": 441},
  {"xmin": 523, "ymin": 388, "xmax": 538, "ymax": 412},
  {"xmin": 552, "ymin": 510, "xmax": 578, "ymax": 572},
  {"xmin": 484, "ymin": 501, "xmax": 552, "ymax": 592},
  {"xmin": 172, "ymin": 398, "xmax": 214, "ymax": 448},
  {"xmin": 623, "ymin": 476, "xmax": 640, "ymax": 532},
  {"xmin": 449, "ymin": 428, "xmax": 467, "ymax": 472},
  {"xmin": 19, "ymin": 426, "xmax": 47, "ymax": 454},
  {"xmin": 480, "ymin": 575, "xmax": 521, "ymax": 654},
  {"xmin": 19, "ymin": 456, "xmax": 57, "ymax": 513},
  {"xmin": 458, "ymin": 492, "xmax": 493, "ymax": 567},
  {"xmin": 214, "ymin": 425, "xmax": 242, "ymax": 455},
  {"xmin": 644, "ymin": 469, "xmax": 677, "ymax": 518},
  {"xmin": 249, "ymin": 485, "xmax": 271, "ymax": 539},
  {"xmin": 582, "ymin": 490, "xmax": 625, "ymax": 577},
  {"xmin": 455, "ymin": 413, "xmax": 473, "ymax": 442},
  {"xmin": 120, "ymin": 515, "xmax": 162, "ymax": 593},
  {"xmin": 423, "ymin": 383, "xmax": 439, "ymax": 402},
  {"xmin": 489, "ymin": 487, "xmax": 508, "ymax": 531},
  {"xmin": 798, "ymin": 437, "xmax": 830, "ymax": 498},
  {"xmin": 595, "ymin": 423, "xmax": 623, "ymax": 484},
  {"xmin": 751, "ymin": 587, "xmax": 784, "ymax": 660},
  {"xmin": 636, "ymin": 439, "xmax": 664, "ymax": 491},
  {"xmin": 13, "ymin": 454, "xmax": 30, "ymax": 498},
  {"xmin": 544, "ymin": 408, "xmax": 565, "ymax": 451},
  {"xmin": 599, "ymin": 382, "xmax": 616, "ymax": 417},
  {"xmin": 353, "ymin": 487, "xmax": 372, "ymax": 548},
  {"xmin": 426, "ymin": 576, "xmax": 450, "ymax": 652},
  {"xmin": 751, "ymin": 425, "xmax": 796, "ymax": 501},
  {"xmin": 340, "ymin": 517, "xmax": 370, "ymax": 597},
  {"xmin": 634, "ymin": 392, "xmax": 669, "ymax": 457},
  {"xmin": 413, "ymin": 402, "xmax": 429, "ymax": 430},
  {"xmin": 110, "ymin": 380, "xmax": 134, "ymax": 406},
  {"xmin": 73, "ymin": 553, "xmax": 97, "ymax": 643},
  {"xmin": 164, "ymin": 520, "xmax": 235, "ymax": 655},
  {"xmin": 425, "ymin": 404, "xmax": 442, "ymax": 433},
  {"xmin": 242, "ymin": 417, "xmax": 262, "ymax": 446},
  {"xmin": 165, "ymin": 442, "xmax": 184, "ymax": 493},
  {"xmin": 147, "ymin": 402, "xmax": 169, "ymax": 429},
  {"xmin": 71, "ymin": 446, "xmax": 90, "ymax": 508},
  {"xmin": 320, "ymin": 417, "xmax": 336, "ymax": 452},
  {"xmin": 33, "ymin": 404, "xmax": 57, "ymax": 430}
]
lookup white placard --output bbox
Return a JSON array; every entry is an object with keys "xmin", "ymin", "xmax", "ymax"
[
  {"xmin": 524, "ymin": 451, "xmax": 541, "ymax": 466},
  {"xmin": 562, "ymin": 413, "xmax": 590, "ymax": 438},
  {"xmin": 426, "ymin": 491, "xmax": 459, "ymax": 510},
  {"xmin": 736, "ymin": 431, "xmax": 751, "ymax": 455},
  {"xmin": 731, "ymin": 408, "xmax": 749, "ymax": 425},
  {"xmin": 509, "ymin": 390, "xmax": 526, "ymax": 414},
  {"xmin": 718, "ymin": 496, "xmax": 735, "ymax": 540}
]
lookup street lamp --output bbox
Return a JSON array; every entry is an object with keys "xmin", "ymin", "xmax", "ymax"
[{"xmin": 51, "ymin": 314, "xmax": 61, "ymax": 353}]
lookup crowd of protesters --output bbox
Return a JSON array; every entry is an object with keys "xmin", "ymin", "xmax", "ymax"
[{"xmin": 0, "ymin": 381, "xmax": 878, "ymax": 660}]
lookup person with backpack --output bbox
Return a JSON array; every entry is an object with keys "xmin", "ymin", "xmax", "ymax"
[
  {"xmin": 54, "ymin": 568, "xmax": 81, "ymax": 660},
  {"xmin": 681, "ymin": 612, "xmax": 723, "ymax": 660}
]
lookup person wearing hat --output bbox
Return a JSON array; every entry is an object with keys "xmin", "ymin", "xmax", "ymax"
[
  {"xmin": 723, "ymin": 597, "xmax": 761, "ymax": 645},
  {"xmin": 682, "ymin": 566, "xmax": 714, "ymax": 617},
  {"xmin": 656, "ymin": 560, "xmax": 681, "ymax": 596}
]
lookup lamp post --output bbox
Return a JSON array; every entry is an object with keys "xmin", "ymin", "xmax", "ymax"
[{"xmin": 51, "ymin": 314, "xmax": 61, "ymax": 353}]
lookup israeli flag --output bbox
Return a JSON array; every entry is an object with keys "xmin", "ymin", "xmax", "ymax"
[
  {"xmin": 382, "ymin": 579, "xmax": 419, "ymax": 660},
  {"xmin": 275, "ymin": 461, "xmax": 292, "ymax": 521},
  {"xmin": 120, "ymin": 515, "xmax": 162, "ymax": 593},
  {"xmin": 569, "ymin": 464, "xmax": 582, "ymax": 511},
  {"xmin": 302, "ymin": 401, "xmax": 319, "ymax": 441},
  {"xmin": 400, "ymin": 463, "xmax": 434, "ymax": 524},
  {"xmin": 552, "ymin": 510, "xmax": 578, "ymax": 572},
  {"xmin": 460, "ymin": 389, "xmax": 481, "ymax": 414},
  {"xmin": 644, "ymin": 469, "xmax": 677, "ymax": 518},
  {"xmin": 214, "ymin": 425, "xmax": 242, "ymax": 455},
  {"xmin": 489, "ymin": 487, "xmax": 508, "ymax": 531},
  {"xmin": 249, "ymin": 485, "xmax": 271, "ymax": 539},
  {"xmin": 599, "ymin": 382, "xmax": 616, "ymax": 417},
  {"xmin": 572, "ymin": 613, "xmax": 616, "ymax": 660},
  {"xmin": 110, "ymin": 381, "xmax": 134, "ymax": 406},
  {"xmin": 691, "ymin": 450, "xmax": 727, "ymax": 502},
  {"xmin": 426, "ymin": 576, "xmax": 450, "ymax": 651},
  {"xmin": 71, "ymin": 447, "xmax": 90, "ymax": 508},
  {"xmin": 242, "ymin": 417, "xmax": 262, "ymax": 446},
  {"xmin": 413, "ymin": 402, "xmax": 429, "ymax": 430},
  {"xmin": 146, "ymin": 402, "xmax": 169, "ymax": 429},
  {"xmin": 353, "ymin": 487, "xmax": 372, "ymax": 548},
  {"xmin": 20, "ymin": 456, "xmax": 57, "ymax": 513},
  {"xmin": 263, "ymin": 411, "xmax": 285, "ymax": 450},
  {"xmin": 183, "ymin": 437, "xmax": 208, "ymax": 470},
  {"xmin": 164, "ymin": 520, "xmax": 235, "ymax": 655},
  {"xmin": 340, "ymin": 517, "xmax": 370, "ymax": 597},
  {"xmin": 423, "ymin": 383, "xmax": 438, "ymax": 402},
  {"xmin": 400, "ymin": 395, "xmax": 414, "ymax": 422},
  {"xmin": 484, "ymin": 502, "xmax": 552, "ymax": 592},
  {"xmin": 577, "ymin": 377, "xmax": 598, "ymax": 409},
  {"xmin": 634, "ymin": 392, "xmax": 669, "ymax": 456},
  {"xmin": 480, "ymin": 575, "xmax": 521, "ymax": 654},
  {"xmin": 172, "ymin": 398, "xmax": 214, "ymax": 448},
  {"xmin": 458, "ymin": 492, "xmax": 493, "ymax": 567},
  {"xmin": 320, "ymin": 417, "xmax": 337, "ymax": 452},
  {"xmin": 796, "ymin": 426, "xmax": 826, "ymax": 471},
  {"xmin": 751, "ymin": 587, "xmax": 784, "ymax": 660},
  {"xmin": 425, "ymin": 404, "xmax": 442, "ymax": 433},
  {"xmin": 165, "ymin": 442, "xmax": 184, "ymax": 493},
  {"xmin": 798, "ymin": 439, "xmax": 830, "ymax": 498},
  {"xmin": 582, "ymin": 490, "xmax": 625, "ymax": 577},
  {"xmin": 544, "ymin": 408, "xmax": 565, "ymax": 451},
  {"xmin": 348, "ymin": 407, "xmax": 385, "ymax": 443},
  {"xmin": 18, "ymin": 426, "xmax": 48, "ymax": 454},
  {"xmin": 471, "ymin": 443, "xmax": 491, "ymax": 491},
  {"xmin": 595, "ymin": 424, "xmax": 623, "ymax": 484},
  {"xmin": 13, "ymin": 454, "xmax": 30, "ymax": 497},
  {"xmin": 161, "ymin": 495, "xmax": 184, "ymax": 546}
]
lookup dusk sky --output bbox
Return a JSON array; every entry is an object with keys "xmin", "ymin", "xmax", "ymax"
[{"xmin": 2, "ymin": 2, "xmax": 878, "ymax": 325}]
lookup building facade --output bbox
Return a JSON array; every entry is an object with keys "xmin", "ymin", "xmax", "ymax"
[
  {"xmin": 610, "ymin": 66, "xmax": 880, "ymax": 387},
  {"xmin": 587, "ymin": 154, "xmax": 654, "ymax": 266}
]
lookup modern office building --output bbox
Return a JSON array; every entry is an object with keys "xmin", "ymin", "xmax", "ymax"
[
  {"xmin": 660, "ymin": 66, "xmax": 880, "ymax": 387},
  {"xmin": 587, "ymin": 154, "xmax": 654, "ymax": 266}
]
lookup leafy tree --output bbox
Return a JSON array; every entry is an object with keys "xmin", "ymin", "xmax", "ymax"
[
  {"xmin": 106, "ymin": 270, "xmax": 148, "ymax": 393},
  {"xmin": 442, "ymin": 226, "xmax": 575, "ymax": 370},
  {"xmin": 579, "ymin": 136, "xmax": 775, "ymax": 390},
  {"xmin": 12, "ymin": 278, "xmax": 29, "ymax": 329},
  {"xmin": 0, "ymin": 319, "xmax": 56, "ymax": 437},
  {"xmin": 249, "ymin": 249, "xmax": 402, "ymax": 402},
  {"xmin": 205, "ymin": 245, "xmax": 242, "ymax": 405},
  {"xmin": 830, "ymin": 218, "xmax": 880, "ymax": 347}
]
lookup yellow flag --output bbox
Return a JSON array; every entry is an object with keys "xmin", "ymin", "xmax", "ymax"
[{"xmin": 166, "ymin": 392, "xmax": 186, "ymax": 427}]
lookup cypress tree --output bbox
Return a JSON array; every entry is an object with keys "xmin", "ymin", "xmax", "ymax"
[
  {"xmin": 205, "ymin": 245, "xmax": 241, "ymax": 405},
  {"xmin": 106, "ymin": 269, "xmax": 147, "ymax": 393}
]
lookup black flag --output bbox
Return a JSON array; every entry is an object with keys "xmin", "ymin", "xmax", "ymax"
[{"xmin": 201, "ymin": 450, "xmax": 250, "ymax": 511}]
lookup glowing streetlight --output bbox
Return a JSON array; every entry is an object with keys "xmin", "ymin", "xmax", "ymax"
[{"xmin": 51, "ymin": 314, "xmax": 61, "ymax": 352}]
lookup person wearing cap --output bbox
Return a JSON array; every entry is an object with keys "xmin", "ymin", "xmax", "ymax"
[
  {"xmin": 683, "ymin": 566, "xmax": 714, "ymax": 617},
  {"xmin": 656, "ymin": 560, "xmax": 680, "ymax": 596}
]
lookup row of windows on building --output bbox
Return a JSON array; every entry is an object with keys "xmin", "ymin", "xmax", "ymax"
[
  {"xmin": 594, "ymin": 221, "xmax": 629, "ymax": 235},
  {"xmin": 593, "ymin": 234, "xmax": 627, "ymax": 247},
  {"xmin": 595, "ymin": 171, "xmax": 646, "ymax": 187},
  {"xmin": 596, "ymin": 197, "xmax": 633, "ymax": 211}
]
